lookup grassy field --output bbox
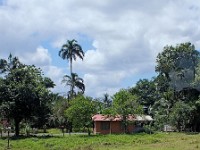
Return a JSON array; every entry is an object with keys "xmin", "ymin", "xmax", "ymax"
[{"xmin": 0, "ymin": 132, "xmax": 200, "ymax": 150}]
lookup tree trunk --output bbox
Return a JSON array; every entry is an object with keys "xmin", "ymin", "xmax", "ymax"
[
  {"xmin": 14, "ymin": 118, "xmax": 20, "ymax": 136},
  {"xmin": 124, "ymin": 123, "xmax": 127, "ymax": 134},
  {"xmin": 87, "ymin": 127, "xmax": 91, "ymax": 136},
  {"xmin": 70, "ymin": 57, "xmax": 72, "ymax": 75},
  {"xmin": 122, "ymin": 117, "xmax": 127, "ymax": 134},
  {"xmin": 0, "ymin": 129, "xmax": 2, "ymax": 138},
  {"xmin": 70, "ymin": 57, "xmax": 73, "ymax": 98}
]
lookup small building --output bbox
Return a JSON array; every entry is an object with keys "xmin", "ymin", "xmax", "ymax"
[
  {"xmin": 92, "ymin": 114, "xmax": 153, "ymax": 134},
  {"xmin": 163, "ymin": 125, "xmax": 175, "ymax": 132}
]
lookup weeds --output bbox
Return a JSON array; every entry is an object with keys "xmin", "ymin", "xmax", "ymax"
[{"xmin": 0, "ymin": 132, "xmax": 200, "ymax": 150}]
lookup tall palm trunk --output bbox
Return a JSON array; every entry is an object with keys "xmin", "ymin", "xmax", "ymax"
[
  {"xmin": 70, "ymin": 57, "xmax": 73, "ymax": 98},
  {"xmin": 70, "ymin": 57, "xmax": 72, "ymax": 75}
]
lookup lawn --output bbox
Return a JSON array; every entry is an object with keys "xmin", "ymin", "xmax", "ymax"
[{"xmin": 0, "ymin": 132, "xmax": 200, "ymax": 150}]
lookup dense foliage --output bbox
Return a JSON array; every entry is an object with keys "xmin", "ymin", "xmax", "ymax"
[
  {"xmin": 0, "ymin": 55, "xmax": 55, "ymax": 136},
  {"xmin": 65, "ymin": 95, "xmax": 97, "ymax": 135},
  {"xmin": 1, "ymin": 41, "xmax": 200, "ymax": 136},
  {"xmin": 112, "ymin": 89, "xmax": 142, "ymax": 133},
  {"xmin": 131, "ymin": 42, "xmax": 200, "ymax": 131}
]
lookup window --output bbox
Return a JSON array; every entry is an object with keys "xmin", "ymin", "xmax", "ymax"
[{"xmin": 101, "ymin": 122, "xmax": 110, "ymax": 130}]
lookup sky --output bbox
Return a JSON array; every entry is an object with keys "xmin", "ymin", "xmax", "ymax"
[{"xmin": 1, "ymin": 0, "xmax": 200, "ymax": 98}]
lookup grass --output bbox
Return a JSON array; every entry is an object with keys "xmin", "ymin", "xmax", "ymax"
[
  {"xmin": 46, "ymin": 128, "xmax": 62, "ymax": 134},
  {"xmin": 0, "ymin": 132, "xmax": 200, "ymax": 150}
]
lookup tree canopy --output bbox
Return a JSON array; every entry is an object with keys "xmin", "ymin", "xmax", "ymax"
[
  {"xmin": 59, "ymin": 39, "xmax": 85, "ymax": 99},
  {"xmin": 0, "ymin": 54, "xmax": 55, "ymax": 136},
  {"xmin": 112, "ymin": 89, "xmax": 142, "ymax": 133},
  {"xmin": 65, "ymin": 95, "xmax": 97, "ymax": 135},
  {"xmin": 152, "ymin": 42, "xmax": 200, "ymax": 131}
]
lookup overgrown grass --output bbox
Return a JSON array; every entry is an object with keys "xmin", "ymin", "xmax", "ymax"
[{"xmin": 0, "ymin": 132, "xmax": 200, "ymax": 150}]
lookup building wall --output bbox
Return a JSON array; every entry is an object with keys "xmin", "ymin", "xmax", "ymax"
[{"xmin": 94, "ymin": 121, "xmax": 135, "ymax": 134}]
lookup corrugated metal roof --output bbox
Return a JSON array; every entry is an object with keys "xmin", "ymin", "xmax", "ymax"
[{"xmin": 92, "ymin": 114, "xmax": 153, "ymax": 122}]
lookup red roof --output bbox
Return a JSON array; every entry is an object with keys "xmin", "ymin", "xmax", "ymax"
[{"xmin": 92, "ymin": 114, "xmax": 136, "ymax": 122}]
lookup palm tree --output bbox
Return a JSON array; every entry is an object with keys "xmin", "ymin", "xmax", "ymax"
[
  {"xmin": 62, "ymin": 73, "xmax": 85, "ymax": 98},
  {"xmin": 59, "ymin": 39, "xmax": 84, "ymax": 75}
]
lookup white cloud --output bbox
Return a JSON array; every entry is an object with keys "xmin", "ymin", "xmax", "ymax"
[
  {"xmin": 42, "ymin": 65, "xmax": 67, "ymax": 95},
  {"xmin": 19, "ymin": 47, "xmax": 67, "ymax": 95},
  {"xmin": 1, "ymin": 0, "xmax": 200, "ymax": 97},
  {"xmin": 20, "ymin": 46, "xmax": 52, "ymax": 66}
]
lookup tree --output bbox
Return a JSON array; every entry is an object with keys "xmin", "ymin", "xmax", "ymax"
[
  {"xmin": 152, "ymin": 90, "xmax": 174, "ymax": 130},
  {"xmin": 48, "ymin": 94, "xmax": 70, "ymax": 133},
  {"xmin": 0, "ymin": 53, "xmax": 22, "ymax": 74},
  {"xmin": 62, "ymin": 73, "xmax": 85, "ymax": 98},
  {"xmin": 0, "ymin": 55, "xmax": 55, "ymax": 136},
  {"xmin": 112, "ymin": 89, "xmax": 142, "ymax": 133},
  {"xmin": 59, "ymin": 39, "xmax": 84, "ymax": 98},
  {"xmin": 98, "ymin": 93, "xmax": 112, "ymax": 114},
  {"xmin": 102, "ymin": 93, "xmax": 112, "ymax": 108},
  {"xmin": 129, "ymin": 79, "xmax": 157, "ymax": 110},
  {"xmin": 59, "ymin": 39, "xmax": 84, "ymax": 75},
  {"xmin": 153, "ymin": 42, "xmax": 200, "ymax": 131},
  {"xmin": 156, "ymin": 42, "xmax": 200, "ymax": 92},
  {"xmin": 65, "ymin": 95, "xmax": 97, "ymax": 135},
  {"xmin": 169, "ymin": 101, "xmax": 194, "ymax": 131}
]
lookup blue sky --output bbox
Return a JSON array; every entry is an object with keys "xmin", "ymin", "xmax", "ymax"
[{"xmin": 1, "ymin": 0, "xmax": 200, "ymax": 98}]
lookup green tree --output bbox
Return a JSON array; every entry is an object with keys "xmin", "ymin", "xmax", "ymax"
[
  {"xmin": 169, "ymin": 101, "xmax": 194, "ymax": 131},
  {"xmin": 0, "ymin": 55, "xmax": 55, "ymax": 136},
  {"xmin": 129, "ymin": 79, "xmax": 157, "ymax": 110},
  {"xmin": 62, "ymin": 73, "xmax": 85, "ymax": 98},
  {"xmin": 98, "ymin": 93, "xmax": 112, "ymax": 114},
  {"xmin": 156, "ymin": 42, "xmax": 199, "ymax": 92},
  {"xmin": 0, "ymin": 53, "xmax": 21, "ymax": 73},
  {"xmin": 102, "ymin": 93, "xmax": 112, "ymax": 108},
  {"xmin": 153, "ymin": 42, "xmax": 200, "ymax": 131},
  {"xmin": 48, "ymin": 94, "xmax": 70, "ymax": 133},
  {"xmin": 59, "ymin": 39, "xmax": 84, "ymax": 98},
  {"xmin": 65, "ymin": 95, "xmax": 97, "ymax": 135},
  {"xmin": 59, "ymin": 39, "xmax": 84, "ymax": 75},
  {"xmin": 112, "ymin": 89, "xmax": 142, "ymax": 133},
  {"xmin": 152, "ymin": 90, "xmax": 174, "ymax": 130}
]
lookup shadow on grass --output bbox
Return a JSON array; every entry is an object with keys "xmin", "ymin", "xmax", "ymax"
[
  {"xmin": 76, "ymin": 132, "xmax": 153, "ymax": 138},
  {"xmin": 184, "ymin": 132, "xmax": 199, "ymax": 135},
  {"xmin": 0, "ymin": 132, "xmax": 154, "ymax": 140},
  {"xmin": 0, "ymin": 134, "xmax": 62, "ymax": 140}
]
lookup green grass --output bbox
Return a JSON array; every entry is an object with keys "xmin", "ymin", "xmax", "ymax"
[
  {"xmin": 1, "ymin": 132, "xmax": 200, "ymax": 150},
  {"xmin": 46, "ymin": 128, "xmax": 62, "ymax": 134}
]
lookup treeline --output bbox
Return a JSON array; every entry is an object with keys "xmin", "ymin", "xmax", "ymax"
[
  {"xmin": 130, "ymin": 42, "xmax": 200, "ymax": 132},
  {"xmin": 0, "ymin": 41, "xmax": 200, "ymax": 136}
]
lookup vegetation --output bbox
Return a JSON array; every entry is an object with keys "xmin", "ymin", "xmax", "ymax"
[
  {"xmin": 62, "ymin": 73, "xmax": 85, "ymax": 97},
  {"xmin": 0, "ymin": 54, "xmax": 55, "ymax": 136},
  {"xmin": 153, "ymin": 42, "xmax": 200, "ymax": 131},
  {"xmin": 111, "ymin": 89, "xmax": 142, "ymax": 133},
  {"xmin": 59, "ymin": 39, "xmax": 84, "ymax": 98},
  {"xmin": 1, "ymin": 40, "xmax": 200, "ymax": 147},
  {"xmin": 130, "ymin": 42, "xmax": 200, "ymax": 132},
  {"xmin": 65, "ymin": 95, "xmax": 97, "ymax": 135},
  {"xmin": 54, "ymin": 39, "xmax": 86, "ymax": 135},
  {"xmin": 1, "ymin": 132, "xmax": 200, "ymax": 150}
]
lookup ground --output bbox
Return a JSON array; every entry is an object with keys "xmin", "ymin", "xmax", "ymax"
[{"xmin": 0, "ymin": 132, "xmax": 200, "ymax": 150}]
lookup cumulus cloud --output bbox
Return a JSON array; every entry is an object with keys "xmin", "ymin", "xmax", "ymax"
[
  {"xmin": 19, "ymin": 47, "xmax": 67, "ymax": 96},
  {"xmin": 20, "ymin": 46, "xmax": 52, "ymax": 66},
  {"xmin": 42, "ymin": 65, "xmax": 67, "ymax": 95},
  {"xmin": 1, "ymin": 0, "xmax": 200, "ymax": 97}
]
